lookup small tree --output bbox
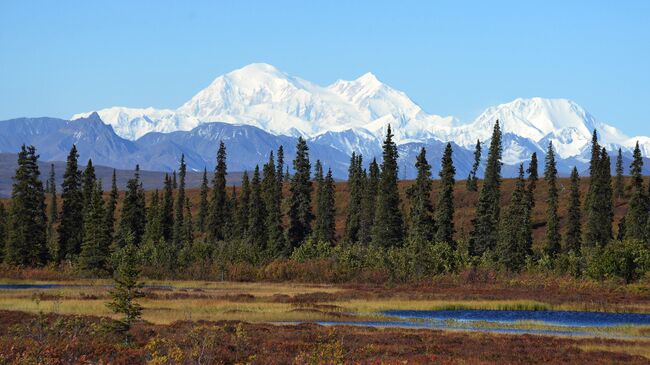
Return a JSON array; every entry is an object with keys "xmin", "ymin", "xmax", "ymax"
[
  {"xmin": 107, "ymin": 240, "xmax": 144, "ymax": 343},
  {"xmin": 466, "ymin": 140, "xmax": 481, "ymax": 192}
]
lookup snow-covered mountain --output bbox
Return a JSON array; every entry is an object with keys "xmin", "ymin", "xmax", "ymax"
[{"xmin": 73, "ymin": 63, "xmax": 648, "ymax": 168}]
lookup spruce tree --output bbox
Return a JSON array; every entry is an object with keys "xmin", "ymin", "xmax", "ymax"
[
  {"xmin": 105, "ymin": 170, "xmax": 118, "ymax": 244},
  {"xmin": 372, "ymin": 125, "xmax": 404, "ymax": 247},
  {"xmin": 359, "ymin": 158, "xmax": 379, "ymax": 244},
  {"xmin": 197, "ymin": 168, "xmax": 209, "ymax": 233},
  {"xmin": 184, "ymin": 196, "xmax": 193, "ymax": 243},
  {"xmin": 263, "ymin": 152, "xmax": 285, "ymax": 256},
  {"xmin": 615, "ymin": 148, "xmax": 625, "ymax": 199},
  {"xmin": 118, "ymin": 166, "xmax": 146, "ymax": 246},
  {"xmin": 586, "ymin": 148, "xmax": 613, "ymax": 247},
  {"xmin": 406, "ymin": 147, "xmax": 434, "ymax": 243},
  {"xmin": 526, "ymin": 152, "xmax": 538, "ymax": 208},
  {"xmin": 287, "ymin": 137, "xmax": 313, "ymax": 249},
  {"xmin": 435, "ymin": 143, "xmax": 456, "ymax": 245},
  {"xmin": 466, "ymin": 140, "xmax": 481, "ymax": 192},
  {"xmin": 585, "ymin": 129, "xmax": 600, "ymax": 210},
  {"xmin": 236, "ymin": 171, "xmax": 251, "ymax": 238},
  {"xmin": 624, "ymin": 142, "xmax": 648, "ymax": 240},
  {"xmin": 58, "ymin": 145, "xmax": 83, "ymax": 261},
  {"xmin": 344, "ymin": 153, "xmax": 364, "ymax": 243},
  {"xmin": 173, "ymin": 154, "xmax": 186, "ymax": 245},
  {"xmin": 497, "ymin": 164, "xmax": 531, "ymax": 271},
  {"xmin": 159, "ymin": 174, "xmax": 174, "ymax": 242},
  {"xmin": 544, "ymin": 142, "xmax": 561, "ymax": 257},
  {"xmin": 0, "ymin": 203, "xmax": 7, "ymax": 262},
  {"xmin": 82, "ymin": 159, "xmax": 97, "ymax": 213},
  {"xmin": 6, "ymin": 145, "xmax": 47, "ymax": 266},
  {"xmin": 79, "ymin": 181, "xmax": 110, "ymax": 276},
  {"xmin": 565, "ymin": 167, "xmax": 582, "ymax": 254},
  {"xmin": 248, "ymin": 166, "xmax": 267, "ymax": 251},
  {"xmin": 314, "ymin": 168, "xmax": 336, "ymax": 243},
  {"xmin": 107, "ymin": 241, "xmax": 143, "ymax": 342},
  {"xmin": 469, "ymin": 121, "xmax": 503, "ymax": 257},
  {"xmin": 208, "ymin": 142, "xmax": 228, "ymax": 241},
  {"xmin": 46, "ymin": 164, "xmax": 58, "ymax": 255},
  {"xmin": 143, "ymin": 190, "xmax": 161, "ymax": 243}
]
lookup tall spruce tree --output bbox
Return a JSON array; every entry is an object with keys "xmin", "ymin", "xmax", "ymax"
[
  {"xmin": 208, "ymin": 142, "xmax": 228, "ymax": 241},
  {"xmin": 287, "ymin": 137, "xmax": 313, "ymax": 249},
  {"xmin": 160, "ymin": 174, "xmax": 174, "ymax": 242},
  {"xmin": 143, "ymin": 190, "xmax": 161, "ymax": 243},
  {"xmin": 248, "ymin": 166, "xmax": 267, "ymax": 251},
  {"xmin": 407, "ymin": 147, "xmax": 434, "ymax": 243},
  {"xmin": 263, "ymin": 152, "xmax": 285, "ymax": 256},
  {"xmin": 526, "ymin": 152, "xmax": 538, "ymax": 208},
  {"xmin": 624, "ymin": 142, "xmax": 648, "ymax": 240},
  {"xmin": 105, "ymin": 170, "xmax": 118, "ymax": 244},
  {"xmin": 173, "ymin": 154, "xmax": 186, "ymax": 244},
  {"xmin": 497, "ymin": 164, "xmax": 531, "ymax": 271},
  {"xmin": 544, "ymin": 142, "xmax": 561, "ymax": 257},
  {"xmin": 58, "ymin": 145, "xmax": 83, "ymax": 262},
  {"xmin": 586, "ymin": 148, "xmax": 613, "ymax": 247},
  {"xmin": 344, "ymin": 153, "xmax": 364, "ymax": 243},
  {"xmin": 585, "ymin": 129, "xmax": 600, "ymax": 210},
  {"xmin": 435, "ymin": 143, "xmax": 456, "ymax": 245},
  {"xmin": 82, "ymin": 159, "xmax": 97, "ymax": 213},
  {"xmin": 236, "ymin": 172, "xmax": 251, "ymax": 238},
  {"xmin": 314, "ymin": 168, "xmax": 336, "ymax": 243},
  {"xmin": 565, "ymin": 167, "xmax": 582, "ymax": 254},
  {"xmin": 46, "ymin": 164, "xmax": 58, "ymax": 255},
  {"xmin": 79, "ymin": 181, "xmax": 110, "ymax": 276},
  {"xmin": 118, "ymin": 166, "xmax": 146, "ymax": 246},
  {"xmin": 466, "ymin": 140, "xmax": 481, "ymax": 192},
  {"xmin": 184, "ymin": 197, "xmax": 193, "ymax": 244},
  {"xmin": 615, "ymin": 148, "xmax": 625, "ymax": 199},
  {"xmin": 469, "ymin": 121, "xmax": 503, "ymax": 257},
  {"xmin": 359, "ymin": 158, "xmax": 379, "ymax": 244},
  {"xmin": 372, "ymin": 125, "xmax": 404, "ymax": 247},
  {"xmin": 6, "ymin": 145, "xmax": 47, "ymax": 266},
  {"xmin": 197, "ymin": 168, "xmax": 209, "ymax": 233}
]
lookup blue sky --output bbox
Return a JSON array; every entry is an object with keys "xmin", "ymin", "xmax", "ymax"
[{"xmin": 1, "ymin": 1, "xmax": 648, "ymax": 135}]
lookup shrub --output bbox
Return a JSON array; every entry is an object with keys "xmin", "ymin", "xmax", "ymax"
[{"xmin": 585, "ymin": 240, "xmax": 650, "ymax": 283}]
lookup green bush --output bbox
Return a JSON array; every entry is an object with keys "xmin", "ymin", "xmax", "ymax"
[{"xmin": 585, "ymin": 240, "xmax": 650, "ymax": 283}]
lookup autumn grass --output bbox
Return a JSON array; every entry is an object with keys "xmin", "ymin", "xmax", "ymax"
[{"xmin": 577, "ymin": 343, "xmax": 650, "ymax": 360}]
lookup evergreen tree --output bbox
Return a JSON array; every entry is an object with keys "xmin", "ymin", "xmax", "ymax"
[
  {"xmin": 466, "ymin": 140, "xmax": 481, "ymax": 192},
  {"xmin": 197, "ymin": 168, "xmax": 209, "ymax": 233},
  {"xmin": 172, "ymin": 170, "xmax": 177, "ymax": 190},
  {"xmin": 184, "ymin": 197, "xmax": 193, "ymax": 243},
  {"xmin": 105, "ymin": 170, "xmax": 118, "ymax": 244},
  {"xmin": 6, "ymin": 145, "xmax": 47, "ymax": 266},
  {"xmin": 159, "ymin": 174, "xmax": 174, "ymax": 242},
  {"xmin": 526, "ymin": 152, "xmax": 538, "ymax": 208},
  {"xmin": 372, "ymin": 125, "xmax": 404, "ymax": 248},
  {"xmin": 359, "ymin": 158, "xmax": 379, "ymax": 244},
  {"xmin": 118, "ymin": 166, "xmax": 146, "ymax": 246},
  {"xmin": 497, "ymin": 164, "xmax": 531, "ymax": 271},
  {"xmin": 615, "ymin": 148, "xmax": 625, "ymax": 199},
  {"xmin": 248, "ymin": 166, "xmax": 267, "ymax": 251},
  {"xmin": 585, "ymin": 129, "xmax": 600, "ymax": 210},
  {"xmin": 0, "ymin": 203, "xmax": 7, "ymax": 262},
  {"xmin": 236, "ymin": 172, "xmax": 251, "ymax": 238},
  {"xmin": 344, "ymin": 153, "xmax": 364, "ymax": 243},
  {"xmin": 287, "ymin": 137, "xmax": 313, "ymax": 249},
  {"xmin": 82, "ymin": 159, "xmax": 97, "ymax": 212},
  {"xmin": 544, "ymin": 142, "xmax": 561, "ymax": 257},
  {"xmin": 565, "ymin": 167, "xmax": 582, "ymax": 254},
  {"xmin": 624, "ymin": 142, "xmax": 648, "ymax": 240},
  {"xmin": 314, "ymin": 168, "xmax": 336, "ymax": 243},
  {"xmin": 107, "ymin": 241, "xmax": 143, "ymax": 342},
  {"xmin": 224, "ymin": 186, "xmax": 238, "ymax": 240},
  {"xmin": 46, "ymin": 164, "xmax": 58, "ymax": 255},
  {"xmin": 79, "ymin": 181, "xmax": 110, "ymax": 276},
  {"xmin": 173, "ymin": 154, "xmax": 186, "ymax": 244},
  {"xmin": 263, "ymin": 152, "xmax": 285, "ymax": 256},
  {"xmin": 58, "ymin": 145, "xmax": 83, "ymax": 261},
  {"xmin": 143, "ymin": 190, "xmax": 161, "ymax": 243},
  {"xmin": 469, "ymin": 121, "xmax": 503, "ymax": 257},
  {"xmin": 276, "ymin": 145, "xmax": 285, "ymax": 203},
  {"xmin": 407, "ymin": 147, "xmax": 434, "ymax": 243},
  {"xmin": 435, "ymin": 143, "xmax": 456, "ymax": 245},
  {"xmin": 208, "ymin": 142, "xmax": 228, "ymax": 241},
  {"xmin": 586, "ymin": 148, "xmax": 613, "ymax": 247}
]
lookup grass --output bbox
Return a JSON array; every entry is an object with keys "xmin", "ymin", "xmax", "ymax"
[{"xmin": 577, "ymin": 343, "xmax": 650, "ymax": 360}]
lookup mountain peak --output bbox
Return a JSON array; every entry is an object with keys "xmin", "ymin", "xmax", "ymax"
[{"xmin": 355, "ymin": 72, "xmax": 381, "ymax": 86}]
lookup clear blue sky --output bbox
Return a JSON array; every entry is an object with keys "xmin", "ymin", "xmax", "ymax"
[{"xmin": 1, "ymin": 1, "xmax": 648, "ymax": 135}]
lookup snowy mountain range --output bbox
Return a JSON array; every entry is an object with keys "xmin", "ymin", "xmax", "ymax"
[{"xmin": 1, "ymin": 63, "xmax": 648, "ymax": 181}]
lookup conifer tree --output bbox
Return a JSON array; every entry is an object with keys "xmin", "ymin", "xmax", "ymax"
[
  {"xmin": 372, "ymin": 125, "xmax": 404, "ymax": 247},
  {"xmin": 197, "ymin": 168, "xmax": 209, "ymax": 233},
  {"xmin": 435, "ymin": 143, "xmax": 456, "ymax": 245},
  {"xmin": 585, "ymin": 129, "xmax": 600, "ymax": 210},
  {"xmin": 107, "ymin": 241, "xmax": 143, "ymax": 342},
  {"xmin": 565, "ymin": 167, "xmax": 582, "ymax": 254},
  {"xmin": 79, "ymin": 181, "xmax": 110, "ymax": 276},
  {"xmin": 344, "ymin": 153, "xmax": 364, "ymax": 243},
  {"xmin": 313, "ymin": 168, "xmax": 336, "ymax": 243},
  {"xmin": 0, "ymin": 203, "xmax": 7, "ymax": 262},
  {"xmin": 46, "ymin": 164, "xmax": 58, "ymax": 254},
  {"xmin": 276, "ymin": 145, "xmax": 285, "ymax": 200},
  {"xmin": 586, "ymin": 148, "xmax": 613, "ymax": 247},
  {"xmin": 248, "ymin": 166, "xmax": 267, "ymax": 251},
  {"xmin": 615, "ymin": 148, "xmax": 625, "ymax": 199},
  {"xmin": 466, "ymin": 140, "xmax": 481, "ymax": 192},
  {"xmin": 497, "ymin": 164, "xmax": 531, "ymax": 271},
  {"xmin": 172, "ymin": 170, "xmax": 177, "ymax": 190},
  {"xmin": 208, "ymin": 142, "xmax": 228, "ymax": 241},
  {"xmin": 118, "ymin": 166, "xmax": 146, "ymax": 246},
  {"xmin": 58, "ymin": 145, "xmax": 83, "ymax": 261},
  {"xmin": 407, "ymin": 147, "xmax": 434, "ymax": 243},
  {"xmin": 236, "ymin": 172, "xmax": 251, "ymax": 238},
  {"xmin": 469, "ymin": 121, "xmax": 502, "ymax": 257},
  {"xmin": 173, "ymin": 154, "xmax": 186, "ymax": 244},
  {"xmin": 105, "ymin": 170, "xmax": 118, "ymax": 244},
  {"xmin": 624, "ymin": 142, "xmax": 648, "ymax": 240},
  {"xmin": 544, "ymin": 142, "xmax": 561, "ymax": 257},
  {"xmin": 287, "ymin": 137, "xmax": 313, "ymax": 249},
  {"xmin": 526, "ymin": 152, "xmax": 538, "ymax": 208},
  {"xmin": 159, "ymin": 174, "xmax": 174, "ymax": 242},
  {"xmin": 82, "ymin": 159, "xmax": 97, "ymax": 212},
  {"xmin": 6, "ymin": 145, "xmax": 47, "ymax": 266},
  {"xmin": 143, "ymin": 190, "xmax": 161, "ymax": 243},
  {"xmin": 263, "ymin": 152, "xmax": 285, "ymax": 256},
  {"xmin": 224, "ymin": 186, "xmax": 238, "ymax": 240},
  {"xmin": 359, "ymin": 158, "xmax": 379, "ymax": 244},
  {"xmin": 184, "ymin": 196, "xmax": 193, "ymax": 244}
]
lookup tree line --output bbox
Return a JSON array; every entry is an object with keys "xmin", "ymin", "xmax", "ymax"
[{"xmin": 1, "ymin": 122, "xmax": 649, "ymax": 281}]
